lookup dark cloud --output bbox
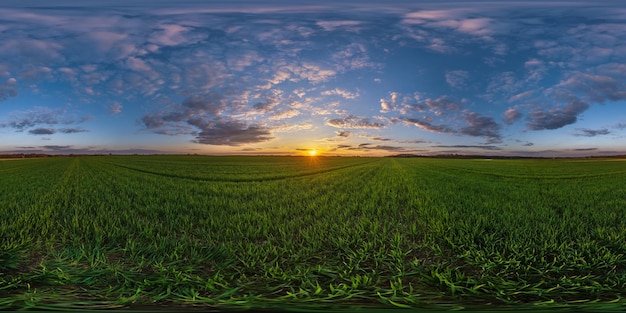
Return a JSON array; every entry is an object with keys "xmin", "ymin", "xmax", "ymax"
[
  {"xmin": 396, "ymin": 117, "xmax": 456, "ymax": 134},
  {"xmin": 425, "ymin": 96, "xmax": 462, "ymax": 115},
  {"xmin": 59, "ymin": 128, "xmax": 88, "ymax": 134},
  {"xmin": 193, "ymin": 119, "xmax": 273, "ymax": 146},
  {"xmin": 42, "ymin": 145, "xmax": 72, "ymax": 151},
  {"xmin": 527, "ymin": 98, "xmax": 589, "ymax": 130},
  {"xmin": 326, "ymin": 115, "xmax": 384, "ymax": 129},
  {"xmin": 574, "ymin": 128, "xmax": 610, "ymax": 137},
  {"xmin": 253, "ymin": 100, "xmax": 279, "ymax": 113},
  {"xmin": 336, "ymin": 130, "xmax": 351, "ymax": 137},
  {"xmin": 29, "ymin": 128, "xmax": 55, "ymax": 135},
  {"xmin": 1, "ymin": 107, "xmax": 89, "ymax": 131},
  {"xmin": 369, "ymin": 137, "xmax": 392, "ymax": 141},
  {"xmin": 432, "ymin": 145, "xmax": 502, "ymax": 150},
  {"xmin": 28, "ymin": 127, "xmax": 87, "ymax": 135},
  {"xmin": 341, "ymin": 143, "xmax": 414, "ymax": 152},
  {"xmin": 460, "ymin": 112, "xmax": 501, "ymax": 143},
  {"xmin": 397, "ymin": 139, "xmax": 428, "ymax": 144},
  {"xmin": 181, "ymin": 95, "xmax": 227, "ymax": 115},
  {"xmin": 574, "ymin": 148, "xmax": 597, "ymax": 151},
  {"xmin": 141, "ymin": 94, "xmax": 276, "ymax": 145},
  {"xmin": 141, "ymin": 114, "xmax": 168, "ymax": 129},
  {"xmin": 252, "ymin": 91, "xmax": 281, "ymax": 113}
]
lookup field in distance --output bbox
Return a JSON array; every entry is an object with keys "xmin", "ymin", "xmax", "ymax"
[{"xmin": 1, "ymin": 155, "xmax": 625, "ymax": 311}]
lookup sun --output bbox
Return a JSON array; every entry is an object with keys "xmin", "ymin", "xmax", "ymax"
[{"xmin": 308, "ymin": 149, "xmax": 318, "ymax": 156}]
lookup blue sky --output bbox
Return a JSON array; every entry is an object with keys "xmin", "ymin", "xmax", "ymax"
[{"xmin": 1, "ymin": 0, "xmax": 625, "ymax": 156}]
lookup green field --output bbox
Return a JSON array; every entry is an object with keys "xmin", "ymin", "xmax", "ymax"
[{"xmin": 1, "ymin": 156, "xmax": 625, "ymax": 311}]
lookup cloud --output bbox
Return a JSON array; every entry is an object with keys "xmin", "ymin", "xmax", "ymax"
[
  {"xmin": 339, "ymin": 143, "xmax": 415, "ymax": 152},
  {"xmin": 29, "ymin": 128, "xmax": 55, "ymax": 135},
  {"xmin": 503, "ymin": 107, "xmax": 522, "ymax": 125},
  {"xmin": 1, "ymin": 106, "xmax": 89, "ymax": 131},
  {"xmin": 397, "ymin": 139, "xmax": 428, "ymax": 144},
  {"xmin": 445, "ymin": 70, "xmax": 469, "ymax": 89},
  {"xmin": 193, "ymin": 119, "xmax": 274, "ymax": 146},
  {"xmin": 109, "ymin": 102, "xmax": 123, "ymax": 114},
  {"xmin": 425, "ymin": 96, "xmax": 462, "ymax": 115},
  {"xmin": 59, "ymin": 128, "xmax": 89, "ymax": 134},
  {"xmin": 42, "ymin": 145, "xmax": 72, "ymax": 151},
  {"xmin": 326, "ymin": 115, "xmax": 385, "ymax": 129},
  {"xmin": 403, "ymin": 9, "xmax": 469, "ymax": 24},
  {"xmin": 559, "ymin": 72, "xmax": 626, "ymax": 103},
  {"xmin": 574, "ymin": 128, "xmax": 611, "ymax": 137},
  {"xmin": 0, "ymin": 78, "xmax": 18, "ymax": 101},
  {"xmin": 287, "ymin": 63, "xmax": 336, "ymax": 84},
  {"xmin": 486, "ymin": 71, "xmax": 522, "ymax": 96},
  {"xmin": 316, "ymin": 20, "xmax": 361, "ymax": 31},
  {"xmin": 359, "ymin": 134, "xmax": 392, "ymax": 141},
  {"xmin": 269, "ymin": 109, "xmax": 300, "ymax": 120},
  {"xmin": 141, "ymin": 114, "xmax": 168, "ymax": 129},
  {"xmin": 430, "ymin": 18, "xmax": 495, "ymax": 37},
  {"xmin": 331, "ymin": 42, "xmax": 379, "ymax": 71},
  {"xmin": 396, "ymin": 117, "xmax": 456, "ymax": 134},
  {"xmin": 527, "ymin": 98, "xmax": 589, "ymax": 130},
  {"xmin": 508, "ymin": 90, "xmax": 534, "ymax": 102},
  {"xmin": 336, "ymin": 130, "xmax": 351, "ymax": 137},
  {"xmin": 140, "ymin": 92, "xmax": 280, "ymax": 146},
  {"xmin": 380, "ymin": 91, "xmax": 402, "ymax": 113},
  {"xmin": 149, "ymin": 24, "xmax": 201, "ymax": 47},
  {"xmin": 252, "ymin": 92, "xmax": 281, "ymax": 113},
  {"xmin": 272, "ymin": 122, "xmax": 312, "ymax": 132},
  {"xmin": 433, "ymin": 145, "xmax": 502, "ymax": 150},
  {"xmin": 321, "ymin": 88, "xmax": 359, "ymax": 99},
  {"xmin": 1, "ymin": 108, "xmax": 58, "ymax": 130},
  {"xmin": 460, "ymin": 112, "xmax": 502, "ymax": 143}
]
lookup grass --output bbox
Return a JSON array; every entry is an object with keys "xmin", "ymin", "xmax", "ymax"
[{"xmin": 1, "ymin": 155, "xmax": 625, "ymax": 311}]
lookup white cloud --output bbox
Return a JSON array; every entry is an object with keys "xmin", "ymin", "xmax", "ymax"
[
  {"xmin": 269, "ymin": 109, "xmax": 301, "ymax": 120},
  {"xmin": 289, "ymin": 63, "xmax": 336, "ymax": 83},
  {"xmin": 316, "ymin": 20, "xmax": 361, "ymax": 31},
  {"xmin": 321, "ymin": 88, "xmax": 359, "ymax": 99},
  {"xmin": 403, "ymin": 9, "xmax": 470, "ymax": 24},
  {"xmin": 150, "ymin": 24, "xmax": 191, "ymax": 46}
]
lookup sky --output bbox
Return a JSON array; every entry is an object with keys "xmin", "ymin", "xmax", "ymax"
[{"xmin": 1, "ymin": 0, "xmax": 625, "ymax": 157}]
